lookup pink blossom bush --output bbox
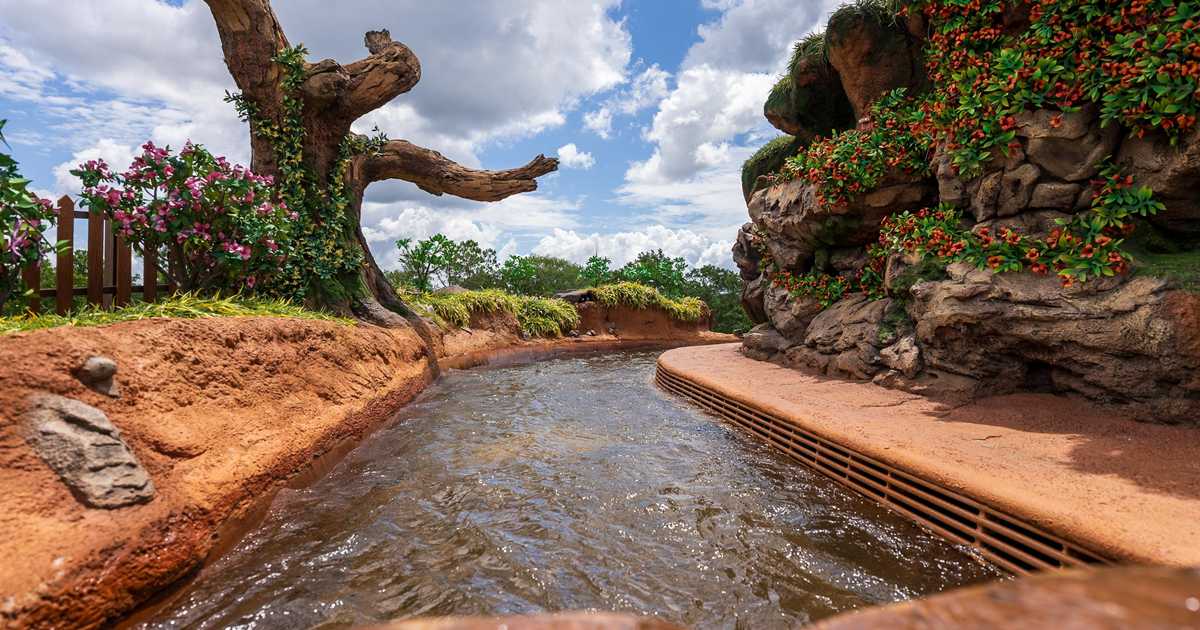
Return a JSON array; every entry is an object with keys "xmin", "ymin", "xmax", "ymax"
[
  {"xmin": 1, "ymin": 120, "xmax": 58, "ymax": 312},
  {"xmin": 73, "ymin": 141, "xmax": 293, "ymax": 294}
]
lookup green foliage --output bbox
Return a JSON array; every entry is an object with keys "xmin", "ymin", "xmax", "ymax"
[
  {"xmin": 684, "ymin": 265, "xmax": 754, "ymax": 334},
  {"xmin": 1, "ymin": 119, "xmax": 61, "ymax": 311},
  {"xmin": 226, "ymin": 44, "xmax": 366, "ymax": 305},
  {"xmin": 742, "ymin": 135, "xmax": 802, "ymax": 200},
  {"xmin": 399, "ymin": 287, "xmax": 579, "ymax": 338},
  {"xmin": 499, "ymin": 255, "xmax": 583, "ymax": 296},
  {"xmin": 830, "ymin": 0, "xmax": 906, "ymax": 29},
  {"xmin": 765, "ymin": 75, "xmax": 795, "ymax": 118},
  {"xmin": 0, "ymin": 292, "xmax": 349, "ymax": 335},
  {"xmin": 789, "ymin": 32, "xmax": 829, "ymax": 75},
  {"xmin": 913, "ymin": 0, "xmax": 1200, "ymax": 177},
  {"xmin": 592, "ymin": 282, "xmax": 708, "ymax": 322},
  {"xmin": 778, "ymin": 89, "xmax": 934, "ymax": 206},
  {"xmin": 580, "ymin": 255, "xmax": 614, "ymax": 287},
  {"xmin": 615, "ymin": 249, "xmax": 689, "ymax": 298},
  {"xmin": 515, "ymin": 296, "xmax": 581, "ymax": 337}
]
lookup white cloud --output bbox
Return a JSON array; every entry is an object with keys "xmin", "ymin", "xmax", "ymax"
[
  {"xmin": 614, "ymin": 0, "xmax": 836, "ymax": 251},
  {"xmin": 583, "ymin": 108, "xmax": 614, "ymax": 139},
  {"xmin": 51, "ymin": 139, "xmax": 139, "ymax": 194},
  {"xmin": 556, "ymin": 143, "xmax": 595, "ymax": 170},
  {"xmin": 582, "ymin": 63, "xmax": 671, "ymax": 139},
  {"xmin": 532, "ymin": 226, "xmax": 733, "ymax": 269},
  {"xmin": 2, "ymin": 0, "xmax": 632, "ymax": 248}
]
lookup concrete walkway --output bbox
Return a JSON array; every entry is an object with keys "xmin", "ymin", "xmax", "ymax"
[{"xmin": 658, "ymin": 344, "xmax": 1200, "ymax": 567}]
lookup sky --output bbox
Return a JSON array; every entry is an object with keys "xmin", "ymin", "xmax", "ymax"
[{"xmin": 0, "ymin": 0, "xmax": 841, "ymax": 271}]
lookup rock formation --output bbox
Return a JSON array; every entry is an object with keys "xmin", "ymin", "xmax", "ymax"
[
  {"xmin": 735, "ymin": 2, "xmax": 1200, "ymax": 424},
  {"xmin": 22, "ymin": 394, "xmax": 155, "ymax": 508}
]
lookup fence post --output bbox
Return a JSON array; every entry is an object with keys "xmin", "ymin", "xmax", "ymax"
[
  {"xmin": 115, "ymin": 235, "xmax": 132, "ymax": 307},
  {"xmin": 21, "ymin": 264, "xmax": 40, "ymax": 315},
  {"xmin": 87, "ymin": 210, "xmax": 103, "ymax": 307},
  {"xmin": 56, "ymin": 196, "xmax": 74, "ymax": 315},
  {"xmin": 144, "ymin": 246, "xmax": 158, "ymax": 303}
]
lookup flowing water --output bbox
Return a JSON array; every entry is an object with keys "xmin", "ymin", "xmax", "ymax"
[{"xmin": 143, "ymin": 351, "xmax": 1000, "ymax": 629}]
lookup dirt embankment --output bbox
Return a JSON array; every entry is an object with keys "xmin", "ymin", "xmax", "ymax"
[{"xmin": 0, "ymin": 306, "xmax": 732, "ymax": 629}]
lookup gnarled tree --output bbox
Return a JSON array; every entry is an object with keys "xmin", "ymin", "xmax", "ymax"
[{"xmin": 203, "ymin": 0, "xmax": 558, "ymax": 325}]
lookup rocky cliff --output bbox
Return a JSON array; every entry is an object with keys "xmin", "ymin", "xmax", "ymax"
[{"xmin": 737, "ymin": 0, "xmax": 1200, "ymax": 424}]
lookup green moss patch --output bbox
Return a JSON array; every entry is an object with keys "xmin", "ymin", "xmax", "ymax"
[{"xmin": 742, "ymin": 135, "xmax": 803, "ymax": 201}]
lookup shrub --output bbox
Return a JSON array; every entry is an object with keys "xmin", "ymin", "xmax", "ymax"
[
  {"xmin": 592, "ymin": 281, "xmax": 709, "ymax": 322},
  {"xmin": 1, "ymin": 120, "xmax": 59, "ymax": 312},
  {"xmin": 73, "ymin": 142, "xmax": 292, "ymax": 296}
]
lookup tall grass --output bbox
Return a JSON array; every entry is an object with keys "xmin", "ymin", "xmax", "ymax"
[
  {"xmin": 591, "ymin": 282, "xmax": 708, "ymax": 322},
  {"xmin": 403, "ymin": 289, "xmax": 580, "ymax": 338},
  {"xmin": 0, "ymin": 293, "xmax": 351, "ymax": 335}
]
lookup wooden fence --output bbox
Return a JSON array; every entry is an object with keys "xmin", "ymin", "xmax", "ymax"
[{"xmin": 19, "ymin": 196, "xmax": 175, "ymax": 315}]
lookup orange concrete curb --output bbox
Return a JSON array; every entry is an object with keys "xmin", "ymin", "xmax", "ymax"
[{"xmin": 656, "ymin": 344, "xmax": 1200, "ymax": 569}]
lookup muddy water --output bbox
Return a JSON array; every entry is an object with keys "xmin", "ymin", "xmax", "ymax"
[{"xmin": 143, "ymin": 351, "xmax": 999, "ymax": 629}]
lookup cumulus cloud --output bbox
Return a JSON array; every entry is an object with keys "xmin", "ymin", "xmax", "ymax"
[
  {"xmin": 556, "ymin": 143, "xmax": 595, "ymax": 170},
  {"xmin": 532, "ymin": 226, "xmax": 733, "ymax": 269},
  {"xmin": 1, "ymin": 0, "xmax": 632, "ymax": 247},
  {"xmin": 583, "ymin": 63, "xmax": 671, "ymax": 139}
]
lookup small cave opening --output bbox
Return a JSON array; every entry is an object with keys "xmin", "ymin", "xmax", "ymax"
[{"xmin": 1023, "ymin": 360, "xmax": 1057, "ymax": 393}]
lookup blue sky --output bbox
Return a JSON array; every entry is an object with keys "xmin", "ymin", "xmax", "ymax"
[{"xmin": 0, "ymin": 0, "xmax": 838, "ymax": 270}]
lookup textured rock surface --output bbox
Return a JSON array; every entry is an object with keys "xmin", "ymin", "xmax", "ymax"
[
  {"xmin": 812, "ymin": 566, "xmax": 1200, "ymax": 630},
  {"xmin": 767, "ymin": 55, "xmax": 856, "ymax": 140},
  {"xmin": 781, "ymin": 295, "xmax": 894, "ymax": 381},
  {"xmin": 1119, "ymin": 127, "xmax": 1200, "ymax": 234},
  {"xmin": 825, "ymin": 9, "xmax": 924, "ymax": 120},
  {"xmin": 908, "ymin": 264, "xmax": 1200, "ymax": 423},
  {"xmin": 22, "ymin": 394, "xmax": 154, "ymax": 508},
  {"xmin": 764, "ymin": 283, "xmax": 823, "ymax": 340},
  {"xmin": 741, "ymin": 323, "xmax": 792, "ymax": 361},
  {"xmin": 748, "ymin": 174, "xmax": 931, "ymax": 273},
  {"xmin": 76, "ymin": 356, "xmax": 119, "ymax": 397}
]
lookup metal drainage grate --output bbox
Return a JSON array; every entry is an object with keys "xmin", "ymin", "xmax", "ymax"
[{"xmin": 655, "ymin": 363, "xmax": 1111, "ymax": 575}]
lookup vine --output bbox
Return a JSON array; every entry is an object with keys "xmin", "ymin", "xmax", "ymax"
[{"xmin": 225, "ymin": 44, "xmax": 379, "ymax": 304}]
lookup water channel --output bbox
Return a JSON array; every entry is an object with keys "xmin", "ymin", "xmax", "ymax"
[{"xmin": 142, "ymin": 351, "xmax": 1000, "ymax": 629}]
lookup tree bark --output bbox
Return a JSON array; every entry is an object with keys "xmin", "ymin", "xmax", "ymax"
[{"xmin": 202, "ymin": 0, "xmax": 559, "ymax": 333}]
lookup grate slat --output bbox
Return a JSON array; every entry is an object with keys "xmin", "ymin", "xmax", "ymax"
[{"xmin": 655, "ymin": 363, "xmax": 1111, "ymax": 575}]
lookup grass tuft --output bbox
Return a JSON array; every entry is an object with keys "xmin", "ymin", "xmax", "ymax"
[
  {"xmin": 742, "ymin": 135, "xmax": 803, "ymax": 200},
  {"xmin": 789, "ymin": 31, "xmax": 829, "ymax": 76},
  {"xmin": 401, "ymin": 288, "xmax": 579, "ymax": 338},
  {"xmin": 591, "ymin": 282, "xmax": 709, "ymax": 322},
  {"xmin": 0, "ymin": 293, "xmax": 351, "ymax": 335}
]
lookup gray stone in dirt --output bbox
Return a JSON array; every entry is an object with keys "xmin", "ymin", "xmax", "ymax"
[
  {"xmin": 23, "ymin": 394, "xmax": 155, "ymax": 508},
  {"xmin": 76, "ymin": 355, "xmax": 119, "ymax": 397}
]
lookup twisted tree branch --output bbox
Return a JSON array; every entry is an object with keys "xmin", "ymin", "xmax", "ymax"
[{"xmin": 362, "ymin": 140, "xmax": 559, "ymax": 202}]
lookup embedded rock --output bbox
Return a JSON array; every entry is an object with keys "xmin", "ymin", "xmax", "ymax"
[
  {"xmin": 76, "ymin": 355, "xmax": 119, "ymax": 397},
  {"xmin": 908, "ymin": 263, "xmax": 1200, "ymax": 424},
  {"xmin": 880, "ymin": 335, "xmax": 922, "ymax": 378},
  {"xmin": 826, "ymin": 8, "xmax": 925, "ymax": 120},
  {"xmin": 997, "ymin": 163, "xmax": 1040, "ymax": 217},
  {"xmin": 779, "ymin": 295, "xmax": 894, "ymax": 381},
  {"xmin": 23, "ymin": 394, "xmax": 155, "ymax": 508},
  {"xmin": 731, "ymin": 223, "xmax": 762, "ymax": 281},
  {"xmin": 1030, "ymin": 182, "xmax": 1083, "ymax": 210},
  {"xmin": 741, "ymin": 275, "xmax": 768, "ymax": 325},
  {"xmin": 741, "ymin": 323, "xmax": 792, "ymax": 361},
  {"xmin": 1014, "ymin": 108, "xmax": 1094, "ymax": 141},
  {"xmin": 1118, "ymin": 127, "xmax": 1200, "ymax": 234},
  {"xmin": 766, "ymin": 55, "xmax": 856, "ymax": 140},
  {"xmin": 1025, "ymin": 122, "xmax": 1119, "ymax": 182},
  {"xmin": 970, "ymin": 171, "xmax": 1004, "ymax": 222},
  {"xmin": 764, "ymin": 283, "xmax": 822, "ymax": 341},
  {"xmin": 748, "ymin": 174, "xmax": 931, "ymax": 273}
]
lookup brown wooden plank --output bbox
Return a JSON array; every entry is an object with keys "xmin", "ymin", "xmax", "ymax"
[
  {"xmin": 21, "ymin": 264, "xmax": 41, "ymax": 314},
  {"xmin": 103, "ymin": 220, "xmax": 115, "ymax": 309},
  {"xmin": 143, "ymin": 246, "xmax": 159, "ymax": 303},
  {"xmin": 87, "ymin": 211, "xmax": 104, "ymax": 306},
  {"xmin": 56, "ymin": 196, "xmax": 74, "ymax": 314},
  {"xmin": 115, "ymin": 235, "xmax": 132, "ymax": 307}
]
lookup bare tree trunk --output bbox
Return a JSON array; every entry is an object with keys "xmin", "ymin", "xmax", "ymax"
[{"xmin": 203, "ymin": 0, "xmax": 558, "ymax": 331}]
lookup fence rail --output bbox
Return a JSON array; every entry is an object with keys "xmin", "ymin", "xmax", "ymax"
[{"xmin": 19, "ymin": 196, "xmax": 176, "ymax": 315}]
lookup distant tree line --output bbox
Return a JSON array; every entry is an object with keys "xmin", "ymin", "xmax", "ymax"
[{"xmin": 385, "ymin": 235, "xmax": 753, "ymax": 334}]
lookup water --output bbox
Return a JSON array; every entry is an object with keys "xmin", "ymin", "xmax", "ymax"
[{"xmin": 143, "ymin": 351, "xmax": 999, "ymax": 629}]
